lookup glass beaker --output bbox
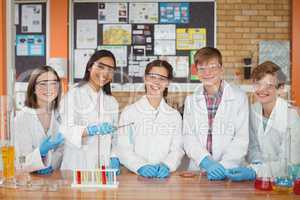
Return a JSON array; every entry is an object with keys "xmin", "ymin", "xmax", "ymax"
[
  {"xmin": 273, "ymin": 127, "xmax": 293, "ymax": 193},
  {"xmin": 1, "ymin": 145, "xmax": 15, "ymax": 179},
  {"xmin": 294, "ymin": 178, "xmax": 300, "ymax": 195},
  {"xmin": 254, "ymin": 163, "xmax": 274, "ymax": 191},
  {"xmin": 0, "ymin": 96, "xmax": 16, "ymax": 185},
  {"xmin": 292, "ymin": 163, "xmax": 300, "ymax": 195}
]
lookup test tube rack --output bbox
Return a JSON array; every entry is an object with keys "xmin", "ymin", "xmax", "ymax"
[{"xmin": 71, "ymin": 168, "xmax": 119, "ymax": 188}]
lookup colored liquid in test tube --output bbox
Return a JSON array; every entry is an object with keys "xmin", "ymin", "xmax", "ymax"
[
  {"xmin": 76, "ymin": 171, "xmax": 81, "ymax": 184},
  {"xmin": 293, "ymin": 179, "xmax": 300, "ymax": 195},
  {"xmin": 254, "ymin": 177, "xmax": 274, "ymax": 191},
  {"xmin": 273, "ymin": 177, "xmax": 293, "ymax": 193}
]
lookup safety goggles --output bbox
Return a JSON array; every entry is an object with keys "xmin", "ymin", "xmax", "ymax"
[
  {"xmin": 196, "ymin": 63, "xmax": 221, "ymax": 73},
  {"xmin": 93, "ymin": 62, "xmax": 116, "ymax": 74},
  {"xmin": 145, "ymin": 73, "xmax": 169, "ymax": 82},
  {"xmin": 253, "ymin": 81, "xmax": 277, "ymax": 91},
  {"xmin": 36, "ymin": 80, "xmax": 59, "ymax": 90}
]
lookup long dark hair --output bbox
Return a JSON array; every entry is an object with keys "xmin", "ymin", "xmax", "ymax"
[
  {"xmin": 79, "ymin": 50, "xmax": 116, "ymax": 95},
  {"xmin": 145, "ymin": 60, "xmax": 173, "ymax": 97},
  {"xmin": 25, "ymin": 65, "xmax": 62, "ymax": 110}
]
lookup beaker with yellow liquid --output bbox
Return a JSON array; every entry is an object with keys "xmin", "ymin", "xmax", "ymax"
[
  {"xmin": 1, "ymin": 145, "xmax": 15, "ymax": 179},
  {"xmin": 1, "ymin": 96, "xmax": 16, "ymax": 185}
]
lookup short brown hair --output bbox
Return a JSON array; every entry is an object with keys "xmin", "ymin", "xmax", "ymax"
[
  {"xmin": 25, "ymin": 65, "xmax": 62, "ymax": 109},
  {"xmin": 251, "ymin": 61, "xmax": 286, "ymax": 88},
  {"xmin": 194, "ymin": 47, "xmax": 222, "ymax": 66}
]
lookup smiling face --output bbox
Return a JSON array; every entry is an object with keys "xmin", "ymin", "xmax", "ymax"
[
  {"xmin": 88, "ymin": 56, "xmax": 115, "ymax": 88},
  {"xmin": 253, "ymin": 74, "xmax": 278, "ymax": 105},
  {"xmin": 145, "ymin": 66, "xmax": 169, "ymax": 98},
  {"xmin": 196, "ymin": 57, "xmax": 223, "ymax": 87},
  {"xmin": 35, "ymin": 71, "xmax": 59, "ymax": 107}
]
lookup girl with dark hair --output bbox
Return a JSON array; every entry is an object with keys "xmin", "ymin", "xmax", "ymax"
[
  {"xmin": 117, "ymin": 60, "xmax": 184, "ymax": 179},
  {"xmin": 59, "ymin": 50, "xmax": 120, "ymax": 172},
  {"xmin": 14, "ymin": 65, "xmax": 64, "ymax": 174}
]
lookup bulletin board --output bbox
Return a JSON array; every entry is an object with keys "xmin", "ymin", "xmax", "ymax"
[
  {"xmin": 15, "ymin": 2, "xmax": 47, "ymax": 82},
  {"xmin": 71, "ymin": 0, "xmax": 216, "ymax": 84}
]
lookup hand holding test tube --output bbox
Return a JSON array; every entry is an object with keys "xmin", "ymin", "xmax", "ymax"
[{"xmin": 87, "ymin": 122, "xmax": 134, "ymax": 136}]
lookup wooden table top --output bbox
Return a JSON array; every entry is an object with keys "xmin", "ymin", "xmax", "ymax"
[{"xmin": 1, "ymin": 170, "xmax": 300, "ymax": 200}]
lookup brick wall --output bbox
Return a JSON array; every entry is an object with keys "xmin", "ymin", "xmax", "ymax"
[{"xmin": 113, "ymin": 0, "xmax": 291, "ymax": 111}]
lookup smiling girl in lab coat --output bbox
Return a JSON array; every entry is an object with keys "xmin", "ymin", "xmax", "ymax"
[
  {"xmin": 59, "ymin": 50, "xmax": 120, "ymax": 172},
  {"xmin": 227, "ymin": 61, "xmax": 300, "ymax": 181},
  {"xmin": 14, "ymin": 66, "xmax": 64, "ymax": 174},
  {"xmin": 117, "ymin": 60, "xmax": 184, "ymax": 178}
]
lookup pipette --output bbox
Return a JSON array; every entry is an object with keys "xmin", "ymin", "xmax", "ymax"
[{"xmin": 115, "ymin": 122, "xmax": 134, "ymax": 130}]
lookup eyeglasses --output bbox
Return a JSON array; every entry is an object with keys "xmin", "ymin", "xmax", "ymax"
[
  {"xmin": 145, "ymin": 73, "xmax": 169, "ymax": 82},
  {"xmin": 93, "ymin": 62, "xmax": 115, "ymax": 74},
  {"xmin": 196, "ymin": 63, "xmax": 221, "ymax": 73},
  {"xmin": 253, "ymin": 81, "xmax": 277, "ymax": 91},
  {"xmin": 36, "ymin": 80, "xmax": 59, "ymax": 90}
]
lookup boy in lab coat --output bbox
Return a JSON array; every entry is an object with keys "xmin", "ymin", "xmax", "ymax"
[
  {"xmin": 183, "ymin": 47, "xmax": 249, "ymax": 180},
  {"xmin": 226, "ymin": 61, "xmax": 300, "ymax": 181}
]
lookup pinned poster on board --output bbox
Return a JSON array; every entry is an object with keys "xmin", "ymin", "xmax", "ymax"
[
  {"xmin": 132, "ymin": 24, "xmax": 154, "ymax": 55},
  {"xmin": 98, "ymin": 45, "xmax": 127, "ymax": 67},
  {"xmin": 74, "ymin": 49, "xmax": 95, "ymax": 79},
  {"xmin": 16, "ymin": 34, "xmax": 45, "ymax": 56},
  {"xmin": 128, "ymin": 56, "xmax": 157, "ymax": 77},
  {"xmin": 98, "ymin": 3, "xmax": 128, "ymax": 24},
  {"xmin": 176, "ymin": 28, "xmax": 206, "ymax": 50},
  {"xmin": 103, "ymin": 24, "xmax": 132, "ymax": 45},
  {"xmin": 129, "ymin": 3, "xmax": 158, "ymax": 24},
  {"xmin": 190, "ymin": 50, "xmax": 199, "ymax": 81},
  {"xmin": 21, "ymin": 4, "xmax": 42, "ymax": 33},
  {"xmin": 159, "ymin": 2, "xmax": 189, "ymax": 24},
  {"xmin": 76, "ymin": 20, "xmax": 97, "ymax": 49},
  {"xmin": 154, "ymin": 24, "xmax": 176, "ymax": 55},
  {"xmin": 160, "ymin": 56, "xmax": 189, "ymax": 78}
]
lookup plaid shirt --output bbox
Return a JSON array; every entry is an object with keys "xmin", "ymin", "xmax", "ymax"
[{"xmin": 203, "ymin": 81, "xmax": 224, "ymax": 155}]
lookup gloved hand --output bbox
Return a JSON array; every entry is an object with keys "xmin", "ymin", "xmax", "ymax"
[
  {"xmin": 34, "ymin": 166, "xmax": 54, "ymax": 175},
  {"xmin": 226, "ymin": 167, "xmax": 256, "ymax": 181},
  {"xmin": 39, "ymin": 132, "xmax": 64, "ymax": 156},
  {"xmin": 200, "ymin": 156, "xmax": 226, "ymax": 181},
  {"xmin": 87, "ymin": 122, "xmax": 116, "ymax": 136},
  {"xmin": 137, "ymin": 165, "xmax": 158, "ymax": 178},
  {"xmin": 156, "ymin": 163, "xmax": 170, "ymax": 178},
  {"xmin": 110, "ymin": 157, "xmax": 120, "ymax": 176}
]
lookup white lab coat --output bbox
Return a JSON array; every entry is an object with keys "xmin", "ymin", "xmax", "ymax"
[
  {"xmin": 247, "ymin": 97, "xmax": 300, "ymax": 177},
  {"xmin": 59, "ymin": 83, "xmax": 119, "ymax": 170},
  {"xmin": 117, "ymin": 96, "xmax": 184, "ymax": 173},
  {"xmin": 13, "ymin": 106, "xmax": 63, "ymax": 172},
  {"xmin": 183, "ymin": 81, "xmax": 249, "ymax": 170}
]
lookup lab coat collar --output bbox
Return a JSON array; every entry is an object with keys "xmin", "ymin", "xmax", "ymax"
[
  {"xmin": 267, "ymin": 97, "xmax": 288, "ymax": 133},
  {"xmin": 23, "ymin": 106, "xmax": 56, "ymax": 136},
  {"xmin": 193, "ymin": 80, "xmax": 235, "ymax": 102},
  {"xmin": 138, "ymin": 95, "xmax": 168, "ymax": 113},
  {"xmin": 85, "ymin": 83, "xmax": 104, "ymax": 97},
  {"xmin": 256, "ymin": 97, "xmax": 288, "ymax": 134}
]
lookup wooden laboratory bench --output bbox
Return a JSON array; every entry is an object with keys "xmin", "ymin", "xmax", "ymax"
[{"xmin": 0, "ymin": 169, "xmax": 299, "ymax": 200}]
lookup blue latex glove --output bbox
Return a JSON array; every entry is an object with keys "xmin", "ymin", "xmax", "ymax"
[
  {"xmin": 110, "ymin": 157, "xmax": 120, "ymax": 176},
  {"xmin": 200, "ymin": 156, "xmax": 226, "ymax": 180},
  {"xmin": 157, "ymin": 163, "xmax": 170, "ymax": 179},
  {"xmin": 34, "ymin": 166, "xmax": 54, "ymax": 175},
  {"xmin": 87, "ymin": 122, "xmax": 116, "ymax": 136},
  {"xmin": 226, "ymin": 167, "xmax": 256, "ymax": 181},
  {"xmin": 137, "ymin": 165, "xmax": 158, "ymax": 178},
  {"xmin": 39, "ymin": 132, "xmax": 64, "ymax": 156}
]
